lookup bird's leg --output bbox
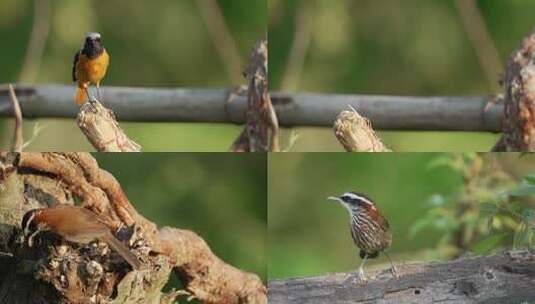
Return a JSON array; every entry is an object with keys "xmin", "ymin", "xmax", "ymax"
[
  {"xmin": 384, "ymin": 252, "xmax": 398, "ymax": 277},
  {"xmin": 352, "ymin": 254, "xmax": 368, "ymax": 284},
  {"xmin": 96, "ymin": 82, "xmax": 101, "ymax": 101},
  {"xmin": 83, "ymin": 84, "xmax": 95, "ymax": 103}
]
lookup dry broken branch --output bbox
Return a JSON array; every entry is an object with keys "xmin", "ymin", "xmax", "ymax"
[
  {"xmin": 0, "ymin": 152, "xmax": 266, "ymax": 304},
  {"xmin": 494, "ymin": 27, "xmax": 535, "ymax": 151},
  {"xmin": 231, "ymin": 39, "xmax": 280, "ymax": 152},
  {"xmin": 268, "ymin": 250, "xmax": 535, "ymax": 304},
  {"xmin": 77, "ymin": 100, "xmax": 141, "ymax": 152},
  {"xmin": 7, "ymin": 84, "xmax": 23, "ymax": 152},
  {"xmin": 333, "ymin": 108, "xmax": 390, "ymax": 152}
]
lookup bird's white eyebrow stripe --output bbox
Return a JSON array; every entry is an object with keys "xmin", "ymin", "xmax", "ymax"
[
  {"xmin": 24, "ymin": 213, "xmax": 35, "ymax": 235},
  {"xmin": 86, "ymin": 32, "xmax": 101, "ymax": 39},
  {"xmin": 343, "ymin": 192, "xmax": 374, "ymax": 205}
]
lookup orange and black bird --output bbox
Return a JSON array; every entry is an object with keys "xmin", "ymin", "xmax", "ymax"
[{"xmin": 72, "ymin": 32, "xmax": 109, "ymax": 106}]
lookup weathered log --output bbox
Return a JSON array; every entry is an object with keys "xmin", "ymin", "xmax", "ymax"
[{"xmin": 268, "ymin": 250, "xmax": 535, "ymax": 304}]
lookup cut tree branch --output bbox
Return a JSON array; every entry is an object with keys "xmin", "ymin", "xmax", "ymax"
[
  {"xmin": 77, "ymin": 100, "xmax": 141, "ymax": 152},
  {"xmin": 268, "ymin": 250, "xmax": 535, "ymax": 304},
  {"xmin": 0, "ymin": 84, "xmax": 503, "ymax": 132},
  {"xmin": 334, "ymin": 108, "xmax": 390, "ymax": 152},
  {"xmin": 0, "ymin": 152, "xmax": 266, "ymax": 304},
  {"xmin": 231, "ymin": 39, "xmax": 280, "ymax": 152}
]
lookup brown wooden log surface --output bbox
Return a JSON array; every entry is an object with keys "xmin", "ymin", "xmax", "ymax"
[{"xmin": 268, "ymin": 250, "xmax": 535, "ymax": 304}]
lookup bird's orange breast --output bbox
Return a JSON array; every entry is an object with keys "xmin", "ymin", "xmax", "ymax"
[{"xmin": 75, "ymin": 49, "xmax": 109, "ymax": 84}]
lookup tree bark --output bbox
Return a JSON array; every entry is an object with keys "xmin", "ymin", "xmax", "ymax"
[
  {"xmin": 333, "ymin": 108, "xmax": 390, "ymax": 152},
  {"xmin": 494, "ymin": 28, "xmax": 535, "ymax": 151},
  {"xmin": 231, "ymin": 39, "xmax": 280, "ymax": 152},
  {"xmin": 268, "ymin": 250, "xmax": 535, "ymax": 304},
  {"xmin": 0, "ymin": 152, "xmax": 266, "ymax": 304},
  {"xmin": 77, "ymin": 100, "xmax": 141, "ymax": 152}
]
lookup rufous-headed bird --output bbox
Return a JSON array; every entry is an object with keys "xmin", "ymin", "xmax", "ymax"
[
  {"xmin": 22, "ymin": 205, "xmax": 140, "ymax": 269},
  {"xmin": 72, "ymin": 32, "xmax": 109, "ymax": 106}
]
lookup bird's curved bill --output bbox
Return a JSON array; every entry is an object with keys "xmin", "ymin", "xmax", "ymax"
[{"xmin": 327, "ymin": 196, "xmax": 342, "ymax": 203}]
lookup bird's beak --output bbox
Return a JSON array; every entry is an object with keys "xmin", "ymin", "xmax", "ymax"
[{"xmin": 327, "ymin": 196, "xmax": 342, "ymax": 203}]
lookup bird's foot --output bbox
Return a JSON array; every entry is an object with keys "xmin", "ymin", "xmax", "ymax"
[
  {"xmin": 390, "ymin": 264, "xmax": 399, "ymax": 278},
  {"xmin": 348, "ymin": 269, "xmax": 368, "ymax": 285},
  {"xmin": 88, "ymin": 95, "xmax": 98, "ymax": 104}
]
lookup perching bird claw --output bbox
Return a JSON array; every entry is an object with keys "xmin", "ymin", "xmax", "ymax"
[
  {"xmin": 348, "ymin": 269, "xmax": 368, "ymax": 285},
  {"xmin": 390, "ymin": 264, "xmax": 399, "ymax": 278}
]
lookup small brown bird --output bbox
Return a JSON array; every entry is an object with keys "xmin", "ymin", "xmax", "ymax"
[
  {"xmin": 328, "ymin": 191, "xmax": 396, "ymax": 282},
  {"xmin": 21, "ymin": 205, "xmax": 139, "ymax": 269},
  {"xmin": 72, "ymin": 32, "xmax": 110, "ymax": 105}
]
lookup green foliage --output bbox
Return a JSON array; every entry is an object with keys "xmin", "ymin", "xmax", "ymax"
[{"xmin": 411, "ymin": 154, "xmax": 535, "ymax": 259}]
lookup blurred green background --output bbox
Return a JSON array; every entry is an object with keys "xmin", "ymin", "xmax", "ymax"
[
  {"xmin": 268, "ymin": 153, "xmax": 535, "ymax": 279},
  {"xmin": 269, "ymin": 0, "xmax": 535, "ymax": 152},
  {"xmin": 0, "ymin": 0, "xmax": 266, "ymax": 151},
  {"xmin": 92, "ymin": 153, "xmax": 266, "ymax": 285}
]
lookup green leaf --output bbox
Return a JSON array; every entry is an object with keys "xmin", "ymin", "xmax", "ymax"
[
  {"xmin": 472, "ymin": 233, "xmax": 506, "ymax": 255},
  {"xmin": 521, "ymin": 209, "xmax": 535, "ymax": 221},
  {"xmin": 480, "ymin": 202, "xmax": 498, "ymax": 214},
  {"xmin": 507, "ymin": 184, "xmax": 535, "ymax": 197},
  {"xmin": 524, "ymin": 174, "xmax": 535, "ymax": 185}
]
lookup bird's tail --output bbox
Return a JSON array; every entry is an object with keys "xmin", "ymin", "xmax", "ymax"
[
  {"xmin": 75, "ymin": 86, "xmax": 87, "ymax": 106},
  {"xmin": 101, "ymin": 232, "xmax": 141, "ymax": 270}
]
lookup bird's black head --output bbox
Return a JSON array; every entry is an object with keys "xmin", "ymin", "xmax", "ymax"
[
  {"xmin": 82, "ymin": 32, "xmax": 104, "ymax": 59},
  {"xmin": 328, "ymin": 191, "xmax": 375, "ymax": 208}
]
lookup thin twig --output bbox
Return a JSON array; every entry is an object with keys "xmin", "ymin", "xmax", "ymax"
[
  {"xmin": 455, "ymin": 0, "xmax": 503, "ymax": 91},
  {"xmin": 280, "ymin": 0, "xmax": 313, "ymax": 91},
  {"xmin": 196, "ymin": 0, "xmax": 243, "ymax": 84},
  {"xmin": 7, "ymin": 84, "xmax": 23, "ymax": 152},
  {"xmin": 18, "ymin": 0, "xmax": 51, "ymax": 83}
]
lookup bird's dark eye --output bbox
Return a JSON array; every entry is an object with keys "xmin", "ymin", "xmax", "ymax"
[{"xmin": 341, "ymin": 195, "xmax": 352, "ymax": 203}]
